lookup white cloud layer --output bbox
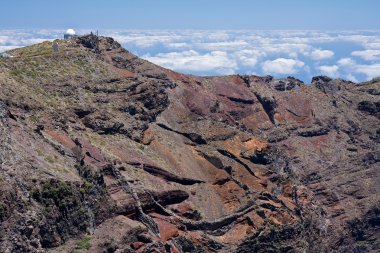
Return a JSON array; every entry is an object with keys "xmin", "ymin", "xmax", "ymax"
[
  {"xmin": 1, "ymin": 29, "xmax": 380, "ymax": 82},
  {"xmin": 262, "ymin": 58, "xmax": 305, "ymax": 74},
  {"xmin": 337, "ymin": 58, "xmax": 356, "ymax": 66},
  {"xmin": 354, "ymin": 64, "xmax": 380, "ymax": 79},
  {"xmin": 144, "ymin": 50, "xmax": 237, "ymax": 75},
  {"xmin": 346, "ymin": 74, "xmax": 359, "ymax": 83},
  {"xmin": 318, "ymin": 65, "xmax": 339, "ymax": 78},
  {"xmin": 310, "ymin": 49, "xmax": 335, "ymax": 60},
  {"xmin": 351, "ymin": 50, "xmax": 380, "ymax": 61}
]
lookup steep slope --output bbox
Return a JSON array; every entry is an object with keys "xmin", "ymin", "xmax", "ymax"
[{"xmin": 0, "ymin": 35, "xmax": 379, "ymax": 253}]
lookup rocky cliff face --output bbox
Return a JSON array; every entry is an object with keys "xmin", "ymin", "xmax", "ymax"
[{"xmin": 0, "ymin": 35, "xmax": 379, "ymax": 253}]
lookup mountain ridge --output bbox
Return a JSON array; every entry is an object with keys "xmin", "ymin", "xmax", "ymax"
[{"xmin": 0, "ymin": 34, "xmax": 379, "ymax": 253}]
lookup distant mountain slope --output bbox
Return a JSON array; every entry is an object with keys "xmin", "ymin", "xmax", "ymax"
[{"xmin": 0, "ymin": 34, "xmax": 379, "ymax": 253}]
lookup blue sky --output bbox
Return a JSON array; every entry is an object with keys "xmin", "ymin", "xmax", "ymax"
[
  {"xmin": 1, "ymin": 1, "xmax": 380, "ymax": 82},
  {"xmin": 1, "ymin": 0, "xmax": 380, "ymax": 30}
]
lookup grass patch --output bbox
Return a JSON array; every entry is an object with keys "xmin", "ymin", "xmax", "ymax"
[
  {"xmin": 29, "ymin": 115, "xmax": 38, "ymax": 122},
  {"xmin": 55, "ymin": 167, "xmax": 70, "ymax": 173},
  {"xmin": 45, "ymin": 155, "xmax": 57, "ymax": 163},
  {"xmin": 35, "ymin": 149, "xmax": 43, "ymax": 156},
  {"xmin": 76, "ymin": 235, "xmax": 92, "ymax": 250}
]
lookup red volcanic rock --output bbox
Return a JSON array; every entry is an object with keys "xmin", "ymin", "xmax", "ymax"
[
  {"xmin": 130, "ymin": 241, "xmax": 145, "ymax": 250},
  {"xmin": 152, "ymin": 215, "xmax": 180, "ymax": 242}
]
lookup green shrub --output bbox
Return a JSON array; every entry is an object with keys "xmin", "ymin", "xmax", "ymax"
[
  {"xmin": 80, "ymin": 181, "xmax": 94, "ymax": 194},
  {"xmin": 32, "ymin": 180, "xmax": 73, "ymax": 207}
]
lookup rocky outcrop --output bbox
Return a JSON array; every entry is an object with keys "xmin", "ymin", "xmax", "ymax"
[{"xmin": 358, "ymin": 101, "xmax": 380, "ymax": 116}]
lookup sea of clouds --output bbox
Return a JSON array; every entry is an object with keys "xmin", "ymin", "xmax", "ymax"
[{"xmin": 1, "ymin": 29, "xmax": 380, "ymax": 82}]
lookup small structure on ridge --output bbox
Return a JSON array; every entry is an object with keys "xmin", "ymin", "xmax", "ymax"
[
  {"xmin": 0, "ymin": 53, "xmax": 14, "ymax": 58},
  {"xmin": 64, "ymin": 29, "xmax": 78, "ymax": 39}
]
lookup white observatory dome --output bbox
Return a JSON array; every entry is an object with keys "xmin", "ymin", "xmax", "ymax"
[{"xmin": 65, "ymin": 29, "xmax": 76, "ymax": 35}]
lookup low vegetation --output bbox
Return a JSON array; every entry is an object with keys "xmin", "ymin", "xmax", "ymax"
[{"xmin": 76, "ymin": 235, "xmax": 92, "ymax": 250}]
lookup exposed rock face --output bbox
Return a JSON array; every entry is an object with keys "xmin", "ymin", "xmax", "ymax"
[{"xmin": 0, "ymin": 35, "xmax": 379, "ymax": 253}]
